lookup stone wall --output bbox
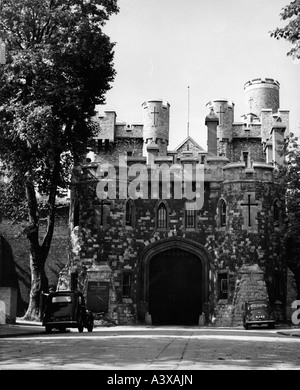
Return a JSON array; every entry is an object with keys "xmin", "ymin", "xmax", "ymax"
[
  {"xmin": 0, "ymin": 207, "xmax": 69, "ymax": 315},
  {"xmin": 0, "ymin": 286, "xmax": 17, "ymax": 323},
  {"xmin": 93, "ymin": 138, "xmax": 144, "ymax": 164},
  {"xmin": 231, "ymin": 264, "xmax": 269, "ymax": 326},
  {"xmin": 231, "ymin": 138, "xmax": 265, "ymax": 163},
  {"xmin": 115, "ymin": 124, "xmax": 143, "ymax": 138},
  {"xmin": 64, "ymin": 157, "xmax": 288, "ymax": 325}
]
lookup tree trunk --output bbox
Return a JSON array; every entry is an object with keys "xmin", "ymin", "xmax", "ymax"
[
  {"xmin": 22, "ymin": 165, "xmax": 59, "ymax": 321},
  {"xmin": 23, "ymin": 248, "xmax": 49, "ymax": 321}
]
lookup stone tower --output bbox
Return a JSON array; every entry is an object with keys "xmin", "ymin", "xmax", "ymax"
[
  {"xmin": 206, "ymin": 99, "xmax": 234, "ymax": 158},
  {"xmin": 142, "ymin": 100, "xmax": 170, "ymax": 163},
  {"xmin": 244, "ymin": 78, "xmax": 280, "ymax": 119},
  {"xmin": 210, "ymin": 99, "xmax": 235, "ymax": 142}
]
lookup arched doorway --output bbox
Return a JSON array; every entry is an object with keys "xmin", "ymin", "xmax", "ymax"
[
  {"xmin": 138, "ymin": 237, "xmax": 211, "ymax": 326},
  {"xmin": 149, "ymin": 247, "xmax": 202, "ymax": 325}
]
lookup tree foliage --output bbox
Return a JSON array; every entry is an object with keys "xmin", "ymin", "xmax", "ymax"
[
  {"xmin": 275, "ymin": 133, "xmax": 300, "ymax": 281},
  {"xmin": 277, "ymin": 133, "xmax": 300, "ymax": 253},
  {"xmin": 0, "ymin": 0, "xmax": 119, "ymax": 319},
  {"xmin": 284, "ymin": 135, "xmax": 300, "ymax": 241},
  {"xmin": 270, "ymin": 0, "xmax": 300, "ymax": 60}
]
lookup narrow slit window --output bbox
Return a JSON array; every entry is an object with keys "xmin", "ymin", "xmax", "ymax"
[
  {"xmin": 219, "ymin": 199, "xmax": 227, "ymax": 227},
  {"xmin": 125, "ymin": 199, "xmax": 134, "ymax": 227},
  {"xmin": 243, "ymin": 151, "xmax": 249, "ymax": 167}
]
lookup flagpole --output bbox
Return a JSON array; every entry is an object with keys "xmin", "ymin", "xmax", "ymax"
[{"xmin": 187, "ymin": 86, "xmax": 190, "ymax": 139}]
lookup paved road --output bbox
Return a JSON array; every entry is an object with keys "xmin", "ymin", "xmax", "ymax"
[{"xmin": 1, "ymin": 325, "xmax": 300, "ymax": 370}]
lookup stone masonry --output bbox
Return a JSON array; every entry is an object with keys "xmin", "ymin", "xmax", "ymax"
[{"xmin": 57, "ymin": 78, "xmax": 295, "ymax": 326}]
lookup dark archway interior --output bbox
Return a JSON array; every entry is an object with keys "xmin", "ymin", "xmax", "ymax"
[{"xmin": 149, "ymin": 247, "xmax": 202, "ymax": 325}]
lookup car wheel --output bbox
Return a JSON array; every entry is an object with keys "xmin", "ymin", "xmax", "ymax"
[
  {"xmin": 78, "ymin": 319, "xmax": 84, "ymax": 333},
  {"xmin": 245, "ymin": 323, "xmax": 250, "ymax": 330},
  {"xmin": 45, "ymin": 325, "xmax": 52, "ymax": 334},
  {"xmin": 87, "ymin": 322, "xmax": 93, "ymax": 332},
  {"xmin": 59, "ymin": 327, "xmax": 66, "ymax": 333}
]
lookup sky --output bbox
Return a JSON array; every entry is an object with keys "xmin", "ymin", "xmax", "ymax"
[{"xmin": 97, "ymin": 0, "xmax": 300, "ymax": 150}]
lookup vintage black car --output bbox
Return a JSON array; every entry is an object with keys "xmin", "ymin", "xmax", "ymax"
[
  {"xmin": 42, "ymin": 290, "xmax": 94, "ymax": 333},
  {"xmin": 242, "ymin": 299, "xmax": 276, "ymax": 330}
]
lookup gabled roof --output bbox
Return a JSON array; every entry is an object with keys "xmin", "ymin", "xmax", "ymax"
[{"xmin": 174, "ymin": 136, "xmax": 205, "ymax": 152}]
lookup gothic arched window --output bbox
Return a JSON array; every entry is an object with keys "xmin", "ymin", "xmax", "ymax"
[
  {"xmin": 125, "ymin": 199, "xmax": 134, "ymax": 227},
  {"xmin": 218, "ymin": 199, "xmax": 227, "ymax": 227},
  {"xmin": 157, "ymin": 202, "xmax": 167, "ymax": 229}
]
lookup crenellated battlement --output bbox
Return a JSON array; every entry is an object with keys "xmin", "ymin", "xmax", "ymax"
[
  {"xmin": 244, "ymin": 78, "xmax": 280, "ymax": 89},
  {"xmin": 222, "ymin": 161, "xmax": 274, "ymax": 183}
]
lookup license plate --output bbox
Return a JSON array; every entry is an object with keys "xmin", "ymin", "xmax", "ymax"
[{"xmin": 50, "ymin": 316, "xmax": 71, "ymax": 322}]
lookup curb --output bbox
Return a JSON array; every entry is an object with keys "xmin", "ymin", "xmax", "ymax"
[
  {"xmin": 277, "ymin": 331, "xmax": 300, "ymax": 338},
  {"xmin": 0, "ymin": 331, "xmax": 44, "ymax": 338}
]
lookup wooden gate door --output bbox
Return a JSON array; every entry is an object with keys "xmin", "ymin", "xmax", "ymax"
[{"xmin": 149, "ymin": 248, "xmax": 202, "ymax": 325}]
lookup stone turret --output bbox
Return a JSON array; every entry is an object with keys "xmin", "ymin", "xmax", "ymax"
[
  {"xmin": 244, "ymin": 78, "xmax": 280, "ymax": 119},
  {"xmin": 205, "ymin": 107, "xmax": 219, "ymax": 156},
  {"xmin": 142, "ymin": 100, "xmax": 170, "ymax": 163},
  {"xmin": 210, "ymin": 99, "xmax": 235, "ymax": 141}
]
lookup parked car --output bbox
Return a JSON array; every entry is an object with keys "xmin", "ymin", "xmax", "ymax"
[
  {"xmin": 242, "ymin": 299, "xmax": 275, "ymax": 330},
  {"xmin": 42, "ymin": 290, "xmax": 94, "ymax": 333}
]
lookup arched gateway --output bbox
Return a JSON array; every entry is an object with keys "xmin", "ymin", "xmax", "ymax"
[{"xmin": 138, "ymin": 237, "xmax": 211, "ymax": 325}]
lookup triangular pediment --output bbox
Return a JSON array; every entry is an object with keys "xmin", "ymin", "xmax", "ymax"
[{"xmin": 174, "ymin": 136, "xmax": 205, "ymax": 154}]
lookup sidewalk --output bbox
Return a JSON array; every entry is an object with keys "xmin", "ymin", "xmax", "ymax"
[
  {"xmin": 1, "ymin": 320, "xmax": 300, "ymax": 338},
  {"xmin": 0, "ymin": 319, "xmax": 43, "ymax": 338}
]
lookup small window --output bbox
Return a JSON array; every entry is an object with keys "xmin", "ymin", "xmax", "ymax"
[
  {"xmin": 218, "ymin": 199, "xmax": 227, "ymax": 227},
  {"xmin": 122, "ymin": 273, "xmax": 132, "ymax": 298},
  {"xmin": 218, "ymin": 273, "xmax": 228, "ymax": 300},
  {"xmin": 125, "ymin": 199, "xmax": 134, "ymax": 227},
  {"xmin": 157, "ymin": 202, "xmax": 167, "ymax": 229},
  {"xmin": 242, "ymin": 151, "xmax": 249, "ymax": 167}
]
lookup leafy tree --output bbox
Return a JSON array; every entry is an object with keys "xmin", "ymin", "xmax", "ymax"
[
  {"xmin": 0, "ymin": 0, "xmax": 119, "ymax": 320},
  {"xmin": 275, "ymin": 133, "xmax": 300, "ymax": 294},
  {"xmin": 270, "ymin": 0, "xmax": 300, "ymax": 60}
]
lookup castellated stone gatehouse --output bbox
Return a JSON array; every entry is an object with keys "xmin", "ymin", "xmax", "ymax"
[{"xmin": 57, "ymin": 78, "xmax": 297, "ymax": 326}]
